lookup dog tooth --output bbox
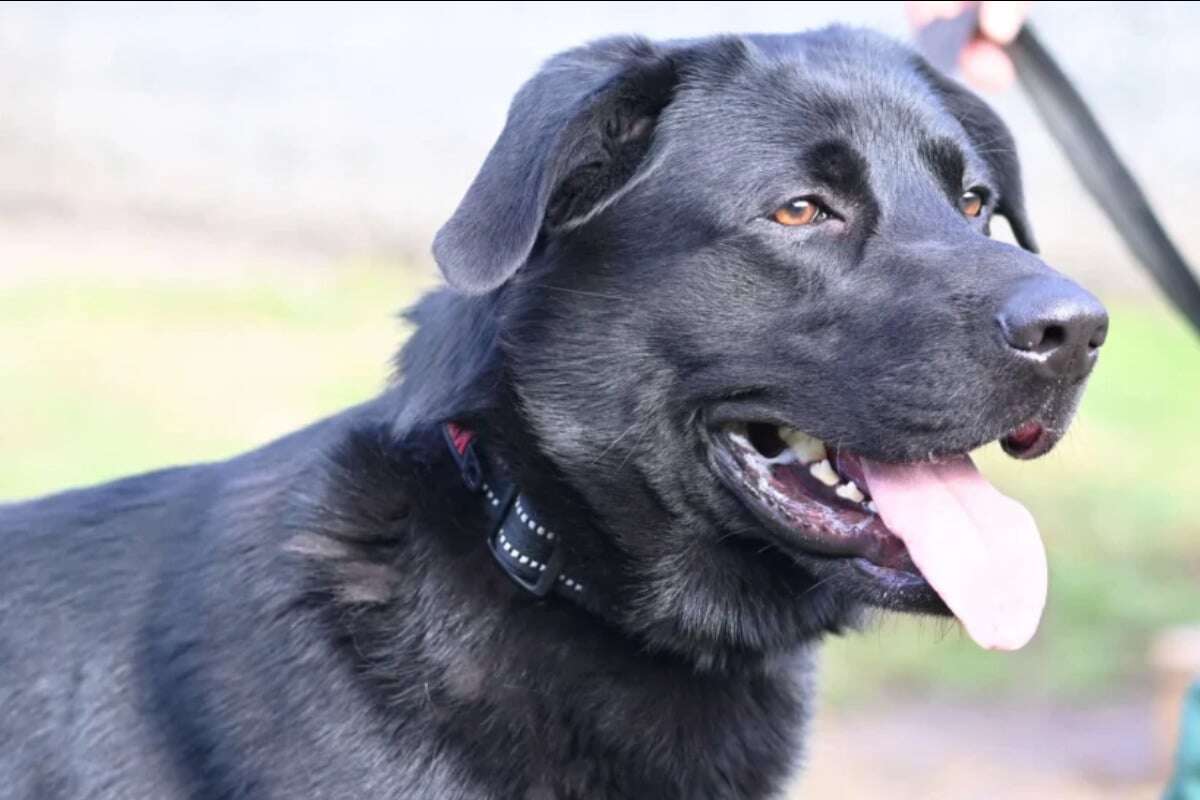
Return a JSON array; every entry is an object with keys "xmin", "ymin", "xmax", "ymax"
[
  {"xmin": 865, "ymin": 501, "xmax": 878, "ymax": 514},
  {"xmin": 809, "ymin": 459, "xmax": 839, "ymax": 487},
  {"xmin": 779, "ymin": 427, "xmax": 827, "ymax": 463},
  {"xmin": 835, "ymin": 481, "xmax": 865, "ymax": 503},
  {"xmin": 766, "ymin": 450, "xmax": 798, "ymax": 465}
]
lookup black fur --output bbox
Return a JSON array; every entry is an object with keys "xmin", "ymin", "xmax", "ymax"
[{"xmin": 0, "ymin": 28, "xmax": 1102, "ymax": 799}]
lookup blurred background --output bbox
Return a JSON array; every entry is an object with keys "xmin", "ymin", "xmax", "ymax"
[{"xmin": 1, "ymin": 2, "xmax": 1197, "ymax": 797}]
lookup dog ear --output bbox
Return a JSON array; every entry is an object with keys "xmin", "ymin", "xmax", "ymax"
[
  {"xmin": 433, "ymin": 38, "xmax": 679, "ymax": 293},
  {"xmin": 917, "ymin": 62, "xmax": 1038, "ymax": 253}
]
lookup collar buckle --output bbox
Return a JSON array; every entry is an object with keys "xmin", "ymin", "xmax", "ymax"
[
  {"xmin": 487, "ymin": 507, "xmax": 564, "ymax": 597},
  {"xmin": 444, "ymin": 422, "xmax": 565, "ymax": 598},
  {"xmin": 443, "ymin": 421, "xmax": 482, "ymax": 491}
]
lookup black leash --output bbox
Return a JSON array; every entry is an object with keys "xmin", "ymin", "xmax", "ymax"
[{"xmin": 918, "ymin": 11, "xmax": 1200, "ymax": 337}]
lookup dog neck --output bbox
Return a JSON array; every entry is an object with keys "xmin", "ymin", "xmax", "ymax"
[
  {"xmin": 388, "ymin": 289, "xmax": 631, "ymax": 630},
  {"xmin": 441, "ymin": 420, "xmax": 611, "ymax": 618},
  {"xmin": 388, "ymin": 288, "xmax": 832, "ymax": 669}
]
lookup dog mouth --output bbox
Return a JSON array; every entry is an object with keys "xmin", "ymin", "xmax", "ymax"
[
  {"xmin": 710, "ymin": 420, "xmax": 1052, "ymax": 651},
  {"xmin": 716, "ymin": 422, "xmax": 897, "ymax": 561}
]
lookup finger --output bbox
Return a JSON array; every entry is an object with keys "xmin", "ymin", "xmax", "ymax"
[
  {"xmin": 979, "ymin": 1, "xmax": 1032, "ymax": 44},
  {"xmin": 905, "ymin": 0, "xmax": 968, "ymax": 29},
  {"xmin": 959, "ymin": 39, "xmax": 1017, "ymax": 92}
]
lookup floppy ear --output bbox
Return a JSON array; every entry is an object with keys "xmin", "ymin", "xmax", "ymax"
[
  {"xmin": 916, "ymin": 62, "xmax": 1038, "ymax": 253},
  {"xmin": 433, "ymin": 38, "xmax": 679, "ymax": 293}
]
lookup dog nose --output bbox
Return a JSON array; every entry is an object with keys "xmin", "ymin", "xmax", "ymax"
[{"xmin": 996, "ymin": 277, "xmax": 1109, "ymax": 382}]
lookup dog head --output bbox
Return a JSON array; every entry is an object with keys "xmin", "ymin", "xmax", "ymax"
[{"xmin": 428, "ymin": 29, "xmax": 1108, "ymax": 659}]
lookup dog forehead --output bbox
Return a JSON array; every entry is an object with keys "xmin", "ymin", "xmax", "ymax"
[
  {"xmin": 662, "ymin": 35, "xmax": 979, "ymax": 194},
  {"xmin": 670, "ymin": 37, "xmax": 963, "ymax": 154}
]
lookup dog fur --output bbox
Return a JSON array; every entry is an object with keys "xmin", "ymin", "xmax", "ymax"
[{"xmin": 0, "ymin": 27, "xmax": 1100, "ymax": 799}]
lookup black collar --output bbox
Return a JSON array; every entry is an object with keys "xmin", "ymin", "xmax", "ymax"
[{"xmin": 443, "ymin": 422, "xmax": 590, "ymax": 601}]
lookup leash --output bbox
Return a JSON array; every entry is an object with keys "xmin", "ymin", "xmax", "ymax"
[
  {"xmin": 917, "ymin": 9, "xmax": 1200, "ymax": 337},
  {"xmin": 442, "ymin": 422, "xmax": 588, "ymax": 599}
]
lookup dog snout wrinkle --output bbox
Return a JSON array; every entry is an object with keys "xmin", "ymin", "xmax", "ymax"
[{"xmin": 996, "ymin": 276, "xmax": 1109, "ymax": 382}]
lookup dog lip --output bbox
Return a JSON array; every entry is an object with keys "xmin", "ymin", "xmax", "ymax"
[
  {"xmin": 702, "ymin": 404, "xmax": 1022, "ymax": 466},
  {"xmin": 699, "ymin": 408, "xmax": 1061, "ymax": 578},
  {"xmin": 851, "ymin": 557, "xmax": 935, "ymax": 591},
  {"xmin": 1000, "ymin": 419, "xmax": 1058, "ymax": 460},
  {"xmin": 701, "ymin": 418, "xmax": 957, "ymax": 617},
  {"xmin": 705, "ymin": 424, "xmax": 921, "ymax": 574}
]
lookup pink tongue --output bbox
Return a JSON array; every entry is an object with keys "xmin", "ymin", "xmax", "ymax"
[{"xmin": 861, "ymin": 454, "xmax": 1047, "ymax": 651}]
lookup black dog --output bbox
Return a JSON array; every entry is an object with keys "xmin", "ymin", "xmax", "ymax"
[{"xmin": 0, "ymin": 28, "xmax": 1107, "ymax": 799}]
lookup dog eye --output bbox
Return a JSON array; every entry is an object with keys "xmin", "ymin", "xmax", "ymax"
[
  {"xmin": 772, "ymin": 197, "xmax": 827, "ymax": 226},
  {"xmin": 959, "ymin": 189, "xmax": 985, "ymax": 218}
]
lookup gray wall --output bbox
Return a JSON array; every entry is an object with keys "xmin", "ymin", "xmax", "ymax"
[{"xmin": 1, "ymin": 1, "xmax": 1197, "ymax": 290}]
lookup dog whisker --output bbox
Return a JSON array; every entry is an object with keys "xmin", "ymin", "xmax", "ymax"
[
  {"xmin": 530, "ymin": 284, "xmax": 633, "ymax": 302},
  {"xmin": 592, "ymin": 420, "xmax": 641, "ymax": 465}
]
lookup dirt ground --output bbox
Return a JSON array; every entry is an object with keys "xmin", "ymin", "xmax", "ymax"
[{"xmin": 791, "ymin": 698, "xmax": 1164, "ymax": 799}]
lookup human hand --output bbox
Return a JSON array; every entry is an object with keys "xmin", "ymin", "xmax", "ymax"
[{"xmin": 906, "ymin": 1, "xmax": 1031, "ymax": 91}]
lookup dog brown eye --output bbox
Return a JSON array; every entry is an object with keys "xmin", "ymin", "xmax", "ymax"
[
  {"xmin": 772, "ymin": 198, "xmax": 823, "ymax": 226},
  {"xmin": 960, "ymin": 190, "xmax": 984, "ymax": 218}
]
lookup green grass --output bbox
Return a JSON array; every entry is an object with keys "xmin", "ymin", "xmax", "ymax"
[
  {"xmin": 0, "ymin": 263, "xmax": 433, "ymax": 497},
  {"xmin": 2, "ymin": 263, "xmax": 1198, "ymax": 702}
]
